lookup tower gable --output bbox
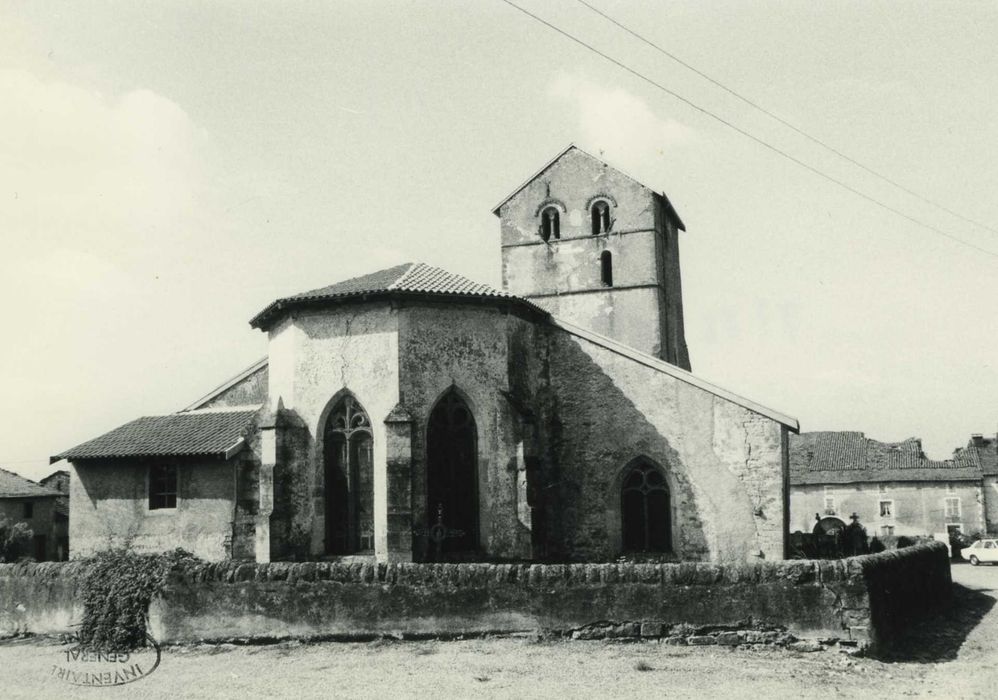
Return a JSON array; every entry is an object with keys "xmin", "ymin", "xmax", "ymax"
[{"xmin": 494, "ymin": 145, "xmax": 691, "ymax": 369}]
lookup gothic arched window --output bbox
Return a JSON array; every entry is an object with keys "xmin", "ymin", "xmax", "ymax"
[
  {"xmin": 426, "ymin": 390, "xmax": 479, "ymax": 555},
  {"xmin": 591, "ymin": 200, "xmax": 611, "ymax": 235},
  {"xmin": 323, "ymin": 395, "xmax": 374, "ymax": 554},
  {"xmin": 621, "ymin": 461, "xmax": 671, "ymax": 552},
  {"xmin": 541, "ymin": 206, "xmax": 560, "ymax": 242}
]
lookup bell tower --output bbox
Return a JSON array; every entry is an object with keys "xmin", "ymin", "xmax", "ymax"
[{"xmin": 492, "ymin": 145, "xmax": 691, "ymax": 370}]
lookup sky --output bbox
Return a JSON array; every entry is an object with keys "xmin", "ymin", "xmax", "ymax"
[{"xmin": 1, "ymin": 1, "xmax": 996, "ymax": 480}]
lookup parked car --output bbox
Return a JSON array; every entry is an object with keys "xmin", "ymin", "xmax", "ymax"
[{"xmin": 963, "ymin": 539, "xmax": 998, "ymax": 566}]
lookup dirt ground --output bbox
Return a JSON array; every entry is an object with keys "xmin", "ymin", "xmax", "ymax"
[{"xmin": 2, "ymin": 562, "xmax": 995, "ymax": 699}]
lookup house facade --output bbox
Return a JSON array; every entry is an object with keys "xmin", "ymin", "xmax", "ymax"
[
  {"xmin": 790, "ymin": 431, "xmax": 991, "ymax": 540},
  {"xmin": 0, "ymin": 467, "xmax": 64, "ymax": 561},
  {"xmin": 57, "ymin": 145, "xmax": 799, "ymax": 565}
]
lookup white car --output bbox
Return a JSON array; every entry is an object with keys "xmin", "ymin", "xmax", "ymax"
[{"xmin": 964, "ymin": 539, "xmax": 998, "ymax": 566}]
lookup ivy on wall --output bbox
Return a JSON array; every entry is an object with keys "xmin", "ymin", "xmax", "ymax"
[{"xmin": 79, "ymin": 547, "xmax": 199, "ymax": 651}]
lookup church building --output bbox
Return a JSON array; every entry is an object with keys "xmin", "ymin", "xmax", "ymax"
[{"xmin": 57, "ymin": 145, "xmax": 799, "ymax": 564}]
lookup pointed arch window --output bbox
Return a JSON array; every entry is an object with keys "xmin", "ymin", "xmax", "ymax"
[
  {"xmin": 426, "ymin": 390, "xmax": 479, "ymax": 555},
  {"xmin": 591, "ymin": 200, "xmax": 611, "ymax": 235},
  {"xmin": 540, "ymin": 206, "xmax": 560, "ymax": 242},
  {"xmin": 323, "ymin": 395, "xmax": 374, "ymax": 554},
  {"xmin": 621, "ymin": 461, "xmax": 671, "ymax": 552}
]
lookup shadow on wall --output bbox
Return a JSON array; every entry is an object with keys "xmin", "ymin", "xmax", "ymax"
[{"xmin": 540, "ymin": 331, "xmax": 758, "ymax": 562}]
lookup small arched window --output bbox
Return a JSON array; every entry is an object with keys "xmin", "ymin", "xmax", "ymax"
[
  {"xmin": 600, "ymin": 250, "xmax": 613, "ymax": 287},
  {"xmin": 621, "ymin": 461, "xmax": 671, "ymax": 552},
  {"xmin": 591, "ymin": 200, "xmax": 611, "ymax": 235},
  {"xmin": 540, "ymin": 207, "xmax": 560, "ymax": 242}
]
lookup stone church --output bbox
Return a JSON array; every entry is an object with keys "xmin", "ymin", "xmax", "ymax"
[{"xmin": 57, "ymin": 145, "xmax": 799, "ymax": 564}]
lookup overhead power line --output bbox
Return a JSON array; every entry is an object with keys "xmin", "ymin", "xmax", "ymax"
[
  {"xmin": 574, "ymin": 0, "xmax": 998, "ymax": 239},
  {"xmin": 498, "ymin": 0, "xmax": 998, "ymax": 260}
]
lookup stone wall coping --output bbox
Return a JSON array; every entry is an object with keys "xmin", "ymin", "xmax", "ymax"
[{"xmin": 0, "ymin": 542, "xmax": 946, "ymax": 587}]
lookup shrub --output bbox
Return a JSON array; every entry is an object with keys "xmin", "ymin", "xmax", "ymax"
[
  {"xmin": 79, "ymin": 547, "xmax": 199, "ymax": 652},
  {"xmin": 0, "ymin": 516, "xmax": 33, "ymax": 562}
]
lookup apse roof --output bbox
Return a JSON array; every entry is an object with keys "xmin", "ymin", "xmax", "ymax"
[{"xmin": 249, "ymin": 262, "xmax": 543, "ymax": 331}]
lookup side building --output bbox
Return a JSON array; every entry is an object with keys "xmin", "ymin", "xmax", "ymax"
[
  {"xmin": 0, "ymin": 467, "xmax": 64, "ymax": 561},
  {"xmin": 789, "ymin": 431, "xmax": 987, "ymax": 541}
]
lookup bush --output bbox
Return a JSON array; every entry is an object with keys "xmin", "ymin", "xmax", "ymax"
[
  {"xmin": 79, "ymin": 547, "xmax": 200, "ymax": 652},
  {"xmin": 0, "ymin": 516, "xmax": 33, "ymax": 562}
]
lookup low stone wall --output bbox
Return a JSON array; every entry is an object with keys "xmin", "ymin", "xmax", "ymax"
[
  {"xmin": 0, "ymin": 543, "xmax": 951, "ymax": 655},
  {"xmin": 0, "ymin": 562, "xmax": 83, "ymax": 636}
]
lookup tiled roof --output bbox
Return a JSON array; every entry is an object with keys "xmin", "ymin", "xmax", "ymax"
[
  {"xmin": 250, "ymin": 262, "xmax": 542, "ymax": 330},
  {"xmin": 790, "ymin": 431, "xmax": 983, "ymax": 485},
  {"xmin": 958, "ymin": 436, "xmax": 998, "ymax": 476},
  {"xmin": 0, "ymin": 467, "xmax": 61, "ymax": 499},
  {"xmin": 54, "ymin": 408, "xmax": 258, "ymax": 461}
]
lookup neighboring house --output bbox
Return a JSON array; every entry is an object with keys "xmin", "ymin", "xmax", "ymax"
[
  {"xmin": 40, "ymin": 468, "xmax": 70, "ymax": 561},
  {"xmin": 957, "ymin": 434, "xmax": 998, "ymax": 534},
  {"xmin": 54, "ymin": 145, "xmax": 800, "ymax": 564},
  {"xmin": 0, "ymin": 467, "xmax": 64, "ymax": 561},
  {"xmin": 790, "ymin": 432, "xmax": 987, "ymax": 540}
]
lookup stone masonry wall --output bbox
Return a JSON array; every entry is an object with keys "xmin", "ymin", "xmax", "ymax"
[
  {"xmin": 0, "ymin": 543, "xmax": 950, "ymax": 657},
  {"xmin": 543, "ymin": 327, "xmax": 785, "ymax": 562}
]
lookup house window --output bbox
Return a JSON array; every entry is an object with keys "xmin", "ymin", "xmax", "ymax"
[
  {"xmin": 591, "ymin": 200, "xmax": 611, "ymax": 234},
  {"xmin": 23, "ymin": 502, "xmax": 33, "ymax": 519},
  {"xmin": 600, "ymin": 250, "xmax": 613, "ymax": 287},
  {"xmin": 823, "ymin": 493, "xmax": 836, "ymax": 516},
  {"xmin": 621, "ymin": 461, "xmax": 671, "ymax": 553},
  {"xmin": 879, "ymin": 500, "xmax": 894, "ymax": 518},
  {"xmin": 540, "ymin": 207, "xmax": 560, "ymax": 242},
  {"xmin": 149, "ymin": 464, "xmax": 178, "ymax": 510},
  {"xmin": 945, "ymin": 497, "xmax": 961, "ymax": 519},
  {"xmin": 880, "ymin": 525, "xmax": 895, "ymax": 537}
]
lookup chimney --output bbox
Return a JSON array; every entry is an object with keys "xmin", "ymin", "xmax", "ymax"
[{"xmin": 971, "ymin": 433, "xmax": 985, "ymax": 447}]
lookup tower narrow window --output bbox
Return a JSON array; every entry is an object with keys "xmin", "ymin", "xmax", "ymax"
[
  {"xmin": 600, "ymin": 250, "xmax": 613, "ymax": 287},
  {"xmin": 540, "ymin": 207, "xmax": 560, "ymax": 242},
  {"xmin": 591, "ymin": 201, "xmax": 611, "ymax": 234}
]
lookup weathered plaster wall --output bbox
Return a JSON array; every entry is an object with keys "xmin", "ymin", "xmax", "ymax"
[
  {"xmin": 498, "ymin": 147, "xmax": 685, "ymax": 364},
  {"xmin": 196, "ymin": 364, "xmax": 268, "ymax": 409},
  {"xmin": 266, "ymin": 304, "xmax": 400, "ymax": 560},
  {"xmin": 0, "ymin": 497, "xmax": 58, "ymax": 560},
  {"xmin": 69, "ymin": 459, "xmax": 236, "ymax": 560},
  {"xmin": 791, "ymin": 481, "xmax": 987, "ymax": 537},
  {"xmin": 398, "ymin": 302, "xmax": 538, "ymax": 561},
  {"xmin": 984, "ymin": 476, "xmax": 998, "ymax": 534},
  {"xmin": 533, "ymin": 286, "xmax": 665, "ymax": 361},
  {"xmin": 542, "ymin": 329, "xmax": 785, "ymax": 562}
]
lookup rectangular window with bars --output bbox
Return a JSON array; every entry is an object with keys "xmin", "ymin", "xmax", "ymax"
[
  {"xmin": 149, "ymin": 464, "xmax": 178, "ymax": 510},
  {"xmin": 879, "ymin": 500, "xmax": 894, "ymax": 518}
]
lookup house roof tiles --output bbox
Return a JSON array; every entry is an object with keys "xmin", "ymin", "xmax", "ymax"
[
  {"xmin": 790, "ymin": 431, "xmax": 984, "ymax": 485},
  {"xmin": 53, "ymin": 408, "xmax": 258, "ymax": 461},
  {"xmin": 0, "ymin": 467, "xmax": 61, "ymax": 499}
]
